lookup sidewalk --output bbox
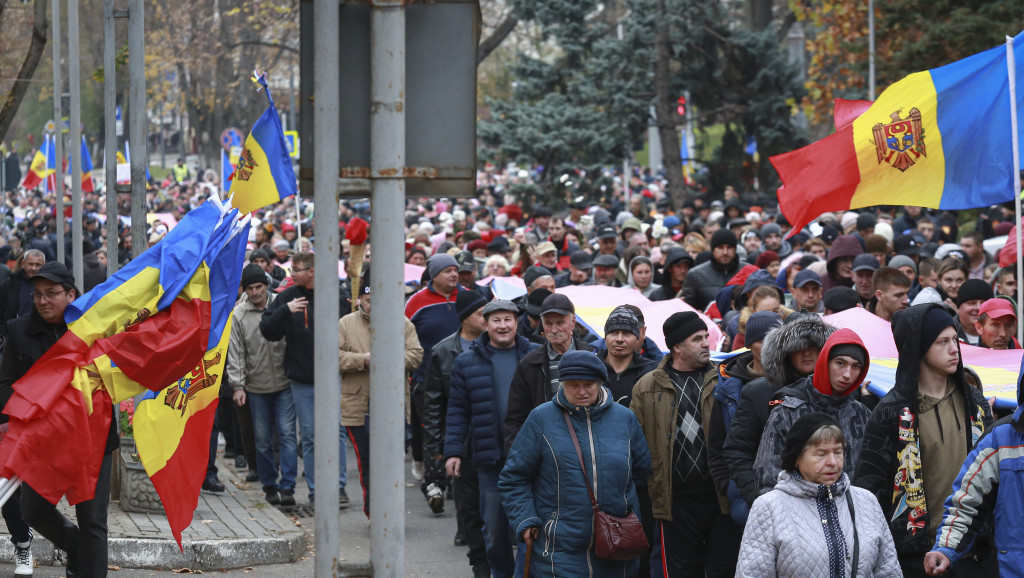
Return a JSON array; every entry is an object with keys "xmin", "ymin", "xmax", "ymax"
[{"xmin": 0, "ymin": 451, "xmax": 309, "ymax": 571}]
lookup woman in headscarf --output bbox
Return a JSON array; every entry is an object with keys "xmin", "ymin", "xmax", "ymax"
[{"xmin": 627, "ymin": 255, "xmax": 661, "ymax": 298}]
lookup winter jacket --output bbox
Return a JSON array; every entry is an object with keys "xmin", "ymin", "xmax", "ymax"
[
  {"xmin": 505, "ymin": 338, "xmax": 596, "ymax": 450},
  {"xmin": 423, "ymin": 330, "xmax": 466, "ymax": 457},
  {"xmin": 630, "ymin": 356, "xmax": 725, "ymax": 519},
  {"xmin": 227, "ymin": 292, "xmax": 290, "ymax": 395},
  {"xmin": 553, "ymin": 271, "xmax": 594, "ymax": 288},
  {"xmin": 82, "ymin": 252, "xmax": 107, "ymax": 293},
  {"xmin": 259, "ymin": 283, "xmax": 345, "ymax": 384},
  {"xmin": 598, "ymin": 350, "xmax": 657, "ymax": 407},
  {"xmin": 444, "ymin": 334, "xmax": 539, "ymax": 467},
  {"xmin": 590, "ymin": 335, "xmax": 663, "ymax": 365},
  {"xmin": 499, "ymin": 387, "xmax": 651, "ymax": 578},
  {"xmin": 821, "ymin": 235, "xmax": 863, "ymax": 294},
  {"xmin": 647, "ymin": 282, "xmax": 680, "ymax": 301},
  {"xmin": 337, "ymin": 308, "xmax": 422, "ymax": 427},
  {"xmin": 723, "ymin": 315, "xmax": 836, "ymax": 506},
  {"xmin": 854, "ymin": 303, "xmax": 993, "ymax": 556},
  {"xmin": 0, "ymin": 270, "xmax": 33, "ymax": 338},
  {"xmin": 681, "ymin": 255, "xmax": 742, "ymax": 312},
  {"xmin": 753, "ymin": 330, "xmax": 873, "ymax": 497},
  {"xmin": 404, "ymin": 281, "xmax": 465, "ymax": 383},
  {"xmin": 707, "ymin": 350, "xmax": 760, "ymax": 521},
  {"xmin": 932, "ymin": 402, "xmax": 1024, "ymax": 574},
  {"xmin": 736, "ymin": 472, "xmax": 901, "ymax": 578}
]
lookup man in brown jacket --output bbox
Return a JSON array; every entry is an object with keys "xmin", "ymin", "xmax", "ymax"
[
  {"xmin": 339, "ymin": 273, "xmax": 422, "ymax": 517},
  {"xmin": 630, "ymin": 311, "xmax": 740, "ymax": 577}
]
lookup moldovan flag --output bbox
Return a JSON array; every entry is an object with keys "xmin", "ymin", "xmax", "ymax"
[
  {"xmin": 772, "ymin": 31, "xmax": 1024, "ymax": 235},
  {"xmin": 20, "ymin": 134, "xmax": 51, "ymax": 189},
  {"xmin": 228, "ymin": 70, "xmax": 297, "ymax": 214},
  {"xmin": 79, "ymin": 136, "xmax": 95, "ymax": 193},
  {"xmin": 0, "ymin": 197, "xmax": 247, "ymax": 542}
]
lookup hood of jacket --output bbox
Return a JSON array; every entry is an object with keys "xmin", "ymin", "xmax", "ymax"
[
  {"xmin": 775, "ymin": 470, "xmax": 850, "ymax": 500},
  {"xmin": 721, "ymin": 349, "xmax": 761, "ymax": 383},
  {"xmin": 554, "ymin": 384, "xmax": 613, "ymax": 416},
  {"xmin": 827, "ymin": 235, "xmax": 863, "ymax": 264},
  {"xmin": 811, "ymin": 329, "xmax": 869, "ymax": 397},
  {"xmin": 238, "ymin": 290, "xmax": 276, "ymax": 313},
  {"xmin": 891, "ymin": 303, "xmax": 966, "ymax": 399},
  {"xmin": 740, "ymin": 269, "xmax": 782, "ymax": 299},
  {"xmin": 762, "ymin": 315, "xmax": 836, "ymax": 390}
]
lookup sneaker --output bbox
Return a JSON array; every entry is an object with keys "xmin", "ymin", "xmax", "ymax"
[
  {"xmin": 245, "ymin": 470, "xmax": 260, "ymax": 483},
  {"xmin": 14, "ymin": 541, "xmax": 32, "ymax": 576},
  {"xmin": 411, "ymin": 461, "xmax": 424, "ymax": 480},
  {"xmin": 202, "ymin": 476, "xmax": 225, "ymax": 493},
  {"xmin": 280, "ymin": 490, "xmax": 296, "ymax": 507},
  {"xmin": 265, "ymin": 488, "xmax": 281, "ymax": 505},
  {"xmin": 234, "ymin": 454, "xmax": 247, "ymax": 469},
  {"xmin": 338, "ymin": 488, "xmax": 351, "ymax": 505},
  {"xmin": 426, "ymin": 483, "xmax": 444, "ymax": 514},
  {"xmin": 308, "ymin": 494, "xmax": 315, "ymax": 506}
]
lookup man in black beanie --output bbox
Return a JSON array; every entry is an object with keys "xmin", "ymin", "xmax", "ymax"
[
  {"xmin": 855, "ymin": 303, "xmax": 993, "ymax": 577},
  {"xmin": 953, "ymin": 278, "xmax": 992, "ymax": 346},
  {"xmin": 631, "ymin": 311, "xmax": 741, "ymax": 576},
  {"xmin": 682, "ymin": 229, "xmax": 742, "ymax": 312}
]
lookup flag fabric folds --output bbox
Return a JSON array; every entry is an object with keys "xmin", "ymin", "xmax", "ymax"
[
  {"xmin": 221, "ymin": 149, "xmax": 234, "ymax": 193},
  {"xmin": 20, "ymin": 135, "xmax": 51, "ymax": 190},
  {"xmin": 79, "ymin": 136, "xmax": 95, "ymax": 193},
  {"xmin": 228, "ymin": 70, "xmax": 297, "ymax": 214},
  {"xmin": 772, "ymin": 31, "xmax": 1024, "ymax": 235},
  {"xmin": 0, "ymin": 196, "xmax": 248, "ymax": 548}
]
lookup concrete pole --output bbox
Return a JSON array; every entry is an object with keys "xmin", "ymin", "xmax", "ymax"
[
  {"xmin": 129, "ymin": 0, "xmax": 146, "ymax": 258},
  {"xmin": 103, "ymin": 0, "xmax": 118, "ymax": 276},
  {"xmin": 369, "ymin": 3, "xmax": 405, "ymax": 578},
  {"xmin": 312, "ymin": 1, "xmax": 340, "ymax": 576},
  {"xmin": 68, "ymin": 0, "xmax": 83, "ymax": 289},
  {"xmin": 52, "ymin": 0, "xmax": 65, "ymax": 264}
]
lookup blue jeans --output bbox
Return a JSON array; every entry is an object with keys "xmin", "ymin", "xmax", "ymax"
[
  {"xmin": 290, "ymin": 380, "xmax": 347, "ymax": 495},
  {"xmin": 249, "ymin": 388, "xmax": 299, "ymax": 492},
  {"xmin": 477, "ymin": 465, "xmax": 526, "ymax": 578}
]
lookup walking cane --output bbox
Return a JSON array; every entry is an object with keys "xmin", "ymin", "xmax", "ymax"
[{"xmin": 523, "ymin": 533, "xmax": 533, "ymax": 578}]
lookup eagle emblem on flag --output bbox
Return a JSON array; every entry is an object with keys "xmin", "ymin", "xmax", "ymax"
[{"xmin": 872, "ymin": 108, "xmax": 926, "ymax": 172}]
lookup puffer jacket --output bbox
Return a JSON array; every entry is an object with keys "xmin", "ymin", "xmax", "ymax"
[
  {"xmin": 821, "ymin": 235, "xmax": 863, "ymax": 293},
  {"xmin": 723, "ymin": 315, "xmax": 836, "ymax": 505},
  {"xmin": 736, "ymin": 472, "xmax": 901, "ymax": 578},
  {"xmin": 423, "ymin": 330, "xmax": 465, "ymax": 457},
  {"xmin": 499, "ymin": 386, "xmax": 651, "ymax": 578},
  {"xmin": 227, "ymin": 292, "xmax": 290, "ymax": 395},
  {"xmin": 753, "ymin": 330, "xmax": 872, "ymax": 496},
  {"xmin": 707, "ymin": 350, "xmax": 761, "ymax": 522},
  {"xmin": 854, "ymin": 303, "xmax": 992, "ymax": 556},
  {"xmin": 337, "ymin": 308, "xmax": 422, "ymax": 427},
  {"xmin": 681, "ymin": 255, "xmax": 742, "ymax": 312},
  {"xmin": 630, "ymin": 356, "xmax": 724, "ymax": 519},
  {"xmin": 444, "ymin": 334, "xmax": 539, "ymax": 467}
]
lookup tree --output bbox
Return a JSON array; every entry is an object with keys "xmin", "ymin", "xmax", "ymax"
[{"xmin": 0, "ymin": 0, "xmax": 48, "ymax": 145}]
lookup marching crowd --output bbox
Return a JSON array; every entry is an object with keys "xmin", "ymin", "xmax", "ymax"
[{"xmin": 0, "ymin": 160, "xmax": 1023, "ymax": 577}]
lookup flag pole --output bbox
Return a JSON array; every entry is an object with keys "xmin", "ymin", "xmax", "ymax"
[
  {"xmin": 1008, "ymin": 35, "xmax": 1023, "ymax": 346},
  {"xmin": 295, "ymin": 194, "xmax": 301, "ymax": 243}
]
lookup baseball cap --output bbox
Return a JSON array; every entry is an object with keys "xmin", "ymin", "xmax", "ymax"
[
  {"xmin": 31, "ymin": 262, "xmax": 75, "ymax": 286},
  {"xmin": 793, "ymin": 269, "xmax": 822, "ymax": 288},
  {"xmin": 851, "ymin": 254, "xmax": 880, "ymax": 273},
  {"xmin": 540, "ymin": 293, "xmax": 575, "ymax": 316},
  {"xmin": 596, "ymin": 224, "xmax": 618, "ymax": 240},
  {"xmin": 979, "ymin": 298, "xmax": 1016, "ymax": 321},
  {"xmin": 454, "ymin": 251, "xmax": 475, "ymax": 273},
  {"xmin": 893, "ymin": 234, "xmax": 921, "ymax": 256},
  {"xmin": 569, "ymin": 251, "xmax": 593, "ymax": 270},
  {"xmin": 535, "ymin": 241, "xmax": 557, "ymax": 256}
]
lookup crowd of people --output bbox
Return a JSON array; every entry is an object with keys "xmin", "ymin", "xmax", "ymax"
[{"xmin": 0, "ymin": 157, "xmax": 1023, "ymax": 577}]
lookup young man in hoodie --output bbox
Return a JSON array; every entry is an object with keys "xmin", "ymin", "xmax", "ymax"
[
  {"xmin": 820, "ymin": 234, "xmax": 864, "ymax": 293},
  {"xmin": 752, "ymin": 329, "xmax": 873, "ymax": 496},
  {"xmin": 855, "ymin": 304, "xmax": 994, "ymax": 577}
]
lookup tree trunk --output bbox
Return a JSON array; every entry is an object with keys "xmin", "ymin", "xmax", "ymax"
[
  {"xmin": 477, "ymin": 14, "xmax": 518, "ymax": 66},
  {"xmin": 749, "ymin": 0, "xmax": 773, "ymax": 32},
  {"xmin": 653, "ymin": 0, "xmax": 685, "ymax": 210},
  {"xmin": 0, "ymin": 0, "xmax": 48, "ymax": 143}
]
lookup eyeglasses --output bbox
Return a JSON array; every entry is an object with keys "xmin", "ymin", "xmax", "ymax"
[
  {"xmin": 292, "ymin": 267, "xmax": 311, "ymax": 274},
  {"xmin": 33, "ymin": 289, "xmax": 69, "ymax": 302}
]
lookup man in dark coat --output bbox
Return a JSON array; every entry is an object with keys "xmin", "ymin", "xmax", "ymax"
[
  {"xmin": 0, "ymin": 248, "xmax": 45, "ymax": 338},
  {"xmin": 682, "ymin": 229, "xmax": 742, "ymax": 312}
]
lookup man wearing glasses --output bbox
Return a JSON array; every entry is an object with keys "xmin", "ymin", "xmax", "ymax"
[{"xmin": 0, "ymin": 262, "xmax": 118, "ymax": 577}]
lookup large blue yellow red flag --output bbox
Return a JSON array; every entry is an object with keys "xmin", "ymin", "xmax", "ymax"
[
  {"xmin": 67, "ymin": 136, "xmax": 96, "ymax": 194},
  {"xmin": 44, "ymin": 134, "xmax": 57, "ymax": 193},
  {"xmin": 228, "ymin": 69, "xmax": 297, "ymax": 214},
  {"xmin": 221, "ymin": 148, "xmax": 234, "ymax": 193},
  {"xmin": 772, "ymin": 31, "xmax": 1024, "ymax": 235},
  {"xmin": 20, "ymin": 134, "xmax": 51, "ymax": 189}
]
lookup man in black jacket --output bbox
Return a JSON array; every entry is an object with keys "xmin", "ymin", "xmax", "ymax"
[
  {"xmin": 259, "ymin": 251, "xmax": 349, "ymax": 506},
  {"xmin": 422, "ymin": 290, "xmax": 490, "ymax": 578},
  {"xmin": 0, "ymin": 249, "xmax": 45, "ymax": 339},
  {"xmin": 0, "ymin": 262, "xmax": 118, "ymax": 577},
  {"xmin": 682, "ymin": 229, "xmax": 742, "ymax": 311},
  {"xmin": 598, "ymin": 305, "xmax": 657, "ymax": 407},
  {"xmin": 504, "ymin": 293, "xmax": 595, "ymax": 450}
]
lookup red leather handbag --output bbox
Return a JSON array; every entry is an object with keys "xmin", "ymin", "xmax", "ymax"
[{"xmin": 562, "ymin": 412, "xmax": 649, "ymax": 561}]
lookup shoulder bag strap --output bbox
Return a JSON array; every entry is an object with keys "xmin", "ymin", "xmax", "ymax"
[
  {"xmin": 562, "ymin": 411, "xmax": 598, "ymax": 509},
  {"xmin": 846, "ymin": 489, "xmax": 859, "ymax": 578}
]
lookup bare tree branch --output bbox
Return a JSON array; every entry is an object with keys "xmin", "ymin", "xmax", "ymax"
[
  {"xmin": 0, "ymin": 0, "xmax": 47, "ymax": 144},
  {"xmin": 477, "ymin": 14, "xmax": 518, "ymax": 66},
  {"xmin": 227, "ymin": 40, "xmax": 299, "ymax": 56}
]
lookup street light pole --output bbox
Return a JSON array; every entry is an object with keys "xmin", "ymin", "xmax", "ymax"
[
  {"xmin": 68, "ymin": 0, "xmax": 83, "ymax": 288},
  {"xmin": 868, "ymin": 0, "xmax": 876, "ymax": 100},
  {"xmin": 51, "ymin": 0, "xmax": 65, "ymax": 264}
]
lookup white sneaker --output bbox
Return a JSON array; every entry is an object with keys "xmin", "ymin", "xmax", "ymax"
[
  {"xmin": 411, "ymin": 461, "xmax": 424, "ymax": 481},
  {"xmin": 14, "ymin": 541, "xmax": 32, "ymax": 576}
]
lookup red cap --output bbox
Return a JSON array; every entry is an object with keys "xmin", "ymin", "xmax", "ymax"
[{"xmin": 979, "ymin": 298, "xmax": 1016, "ymax": 321}]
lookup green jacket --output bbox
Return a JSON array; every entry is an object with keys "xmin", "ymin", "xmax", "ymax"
[{"xmin": 629, "ymin": 356, "xmax": 726, "ymax": 521}]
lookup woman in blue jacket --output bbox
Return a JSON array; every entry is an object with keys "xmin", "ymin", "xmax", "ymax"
[{"xmin": 499, "ymin": 350, "xmax": 652, "ymax": 577}]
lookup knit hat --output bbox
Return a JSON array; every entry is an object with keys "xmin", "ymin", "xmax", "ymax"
[
  {"xmin": 523, "ymin": 265, "xmax": 552, "ymax": 289},
  {"xmin": 557, "ymin": 350, "xmax": 609, "ymax": 383},
  {"xmin": 455, "ymin": 290, "xmax": 487, "ymax": 322},
  {"xmin": 920, "ymin": 306, "xmax": 956, "ymax": 355},
  {"xmin": 745, "ymin": 311, "xmax": 783, "ymax": 346},
  {"xmin": 710, "ymin": 229, "xmax": 738, "ymax": 249},
  {"xmin": 955, "ymin": 279, "xmax": 993, "ymax": 307},
  {"xmin": 755, "ymin": 250, "xmax": 780, "ymax": 270},
  {"xmin": 823, "ymin": 286, "xmax": 861, "ymax": 313},
  {"xmin": 829, "ymin": 343, "xmax": 867, "ymax": 365},
  {"xmin": 605, "ymin": 305, "xmax": 642, "ymax": 339},
  {"xmin": 663, "ymin": 311, "xmax": 707, "ymax": 350},
  {"xmin": 856, "ymin": 212, "xmax": 877, "ymax": 231},
  {"xmin": 781, "ymin": 413, "xmax": 843, "ymax": 473},
  {"xmin": 250, "ymin": 248, "xmax": 271, "ymax": 263},
  {"xmin": 240, "ymin": 264, "xmax": 267, "ymax": 289},
  {"xmin": 426, "ymin": 253, "xmax": 459, "ymax": 280},
  {"xmin": 888, "ymin": 255, "xmax": 917, "ymax": 274}
]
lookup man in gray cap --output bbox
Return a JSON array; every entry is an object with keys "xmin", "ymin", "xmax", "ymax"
[
  {"xmin": 445, "ymin": 300, "xmax": 538, "ymax": 578},
  {"xmin": 594, "ymin": 224, "xmax": 621, "ymax": 257},
  {"xmin": 592, "ymin": 254, "xmax": 622, "ymax": 287},
  {"xmin": 759, "ymin": 223, "xmax": 792, "ymax": 258},
  {"xmin": 554, "ymin": 251, "xmax": 594, "ymax": 288},
  {"xmin": 789, "ymin": 269, "xmax": 824, "ymax": 313},
  {"xmin": 852, "ymin": 253, "xmax": 880, "ymax": 305}
]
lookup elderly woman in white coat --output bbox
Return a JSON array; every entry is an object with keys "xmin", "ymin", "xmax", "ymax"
[{"xmin": 736, "ymin": 412, "xmax": 902, "ymax": 578}]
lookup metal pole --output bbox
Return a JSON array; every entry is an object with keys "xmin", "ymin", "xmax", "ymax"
[
  {"xmin": 369, "ymin": 3, "xmax": 405, "ymax": 578},
  {"xmin": 52, "ymin": 0, "xmax": 65, "ymax": 264},
  {"xmin": 868, "ymin": 0, "xmax": 876, "ymax": 100},
  {"xmin": 104, "ymin": 0, "xmax": 118, "ymax": 276},
  {"xmin": 68, "ymin": 0, "xmax": 83, "ymax": 290},
  {"xmin": 1007, "ymin": 36, "xmax": 1022, "ymax": 345},
  {"xmin": 313, "ymin": 1, "xmax": 340, "ymax": 576},
  {"xmin": 129, "ymin": 0, "xmax": 146, "ymax": 259}
]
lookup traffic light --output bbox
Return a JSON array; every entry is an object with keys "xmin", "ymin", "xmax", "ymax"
[{"xmin": 676, "ymin": 96, "xmax": 686, "ymax": 117}]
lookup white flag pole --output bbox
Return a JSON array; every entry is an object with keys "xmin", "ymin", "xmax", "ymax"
[
  {"xmin": 1008, "ymin": 36, "xmax": 1023, "ymax": 346},
  {"xmin": 294, "ymin": 194, "xmax": 302, "ymax": 244}
]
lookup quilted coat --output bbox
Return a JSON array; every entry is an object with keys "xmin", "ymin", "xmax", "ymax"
[
  {"xmin": 499, "ymin": 386, "xmax": 651, "ymax": 578},
  {"xmin": 736, "ymin": 472, "xmax": 901, "ymax": 578}
]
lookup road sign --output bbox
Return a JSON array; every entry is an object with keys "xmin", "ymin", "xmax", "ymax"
[
  {"xmin": 283, "ymin": 130, "xmax": 299, "ymax": 158},
  {"xmin": 220, "ymin": 128, "xmax": 244, "ymax": 152}
]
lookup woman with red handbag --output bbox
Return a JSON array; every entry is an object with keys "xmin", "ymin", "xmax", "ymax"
[{"xmin": 499, "ymin": 350, "xmax": 652, "ymax": 578}]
